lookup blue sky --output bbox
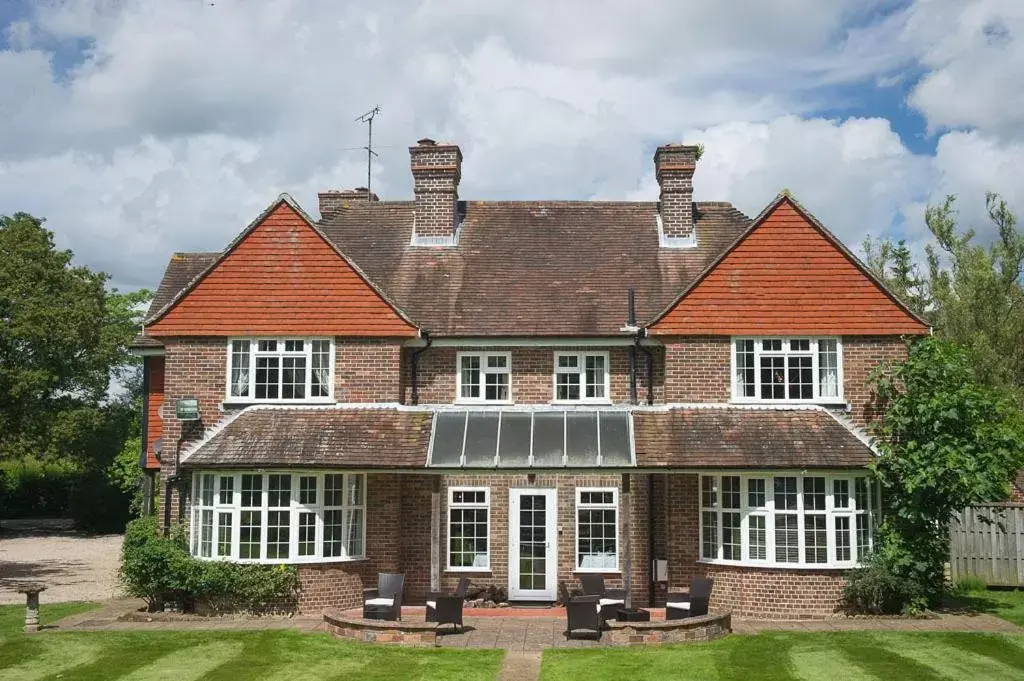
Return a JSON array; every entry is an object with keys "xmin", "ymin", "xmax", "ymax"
[{"xmin": 1, "ymin": 0, "xmax": 1021, "ymax": 290}]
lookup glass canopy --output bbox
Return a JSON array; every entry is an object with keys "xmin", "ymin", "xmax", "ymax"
[{"xmin": 427, "ymin": 409, "xmax": 634, "ymax": 468}]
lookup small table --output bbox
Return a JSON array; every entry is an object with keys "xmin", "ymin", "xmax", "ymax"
[{"xmin": 616, "ymin": 607, "xmax": 650, "ymax": 622}]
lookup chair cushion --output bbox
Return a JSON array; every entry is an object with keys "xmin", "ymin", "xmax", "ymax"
[
  {"xmin": 596, "ymin": 597, "xmax": 624, "ymax": 612},
  {"xmin": 426, "ymin": 600, "xmax": 436, "ymax": 609},
  {"xmin": 666, "ymin": 601, "xmax": 691, "ymax": 610},
  {"xmin": 365, "ymin": 597, "xmax": 395, "ymax": 607}
]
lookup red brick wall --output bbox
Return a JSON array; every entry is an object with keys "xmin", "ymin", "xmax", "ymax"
[
  {"xmin": 662, "ymin": 336, "xmax": 732, "ymax": 402},
  {"xmin": 335, "ymin": 338, "xmax": 403, "ymax": 402},
  {"xmin": 842, "ymin": 335, "xmax": 908, "ymax": 428},
  {"xmin": 404, "ymin": 346, "xmax": 664, "ymax": 405}
]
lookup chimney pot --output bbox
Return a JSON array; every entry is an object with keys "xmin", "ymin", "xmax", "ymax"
[{"xmin": 417, "ymin": 138, "xmax": 437, "ymax": 146}]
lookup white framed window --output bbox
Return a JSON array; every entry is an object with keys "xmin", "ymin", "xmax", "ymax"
[
  {"xmin": 447, "ymin": 487, "xmax": 490, "ymax": 570},
  {"xmin": 553, "ymin": 352, "xmax": 610, "ymax": 403},
  {"xmin": 227, "ymin": 338, "xmax": 334, "ymax": 402},
  {"xmin": 457, "ymin": 352, "xmax": 511, "ymax": 403},
  {"xmin": 191, "ymin": 471, "xmax": 365, "ymax": 564},
  {"xmin": 731, "ymin": 337, "xmax": 843, "ymax": 403},
  {"xmin": 575, "ymin": 488, "xmax": 619, "ymax": 571},
  {"xmin": 699, "ymin": 473, "xmax": 876, "ymax": 569}
]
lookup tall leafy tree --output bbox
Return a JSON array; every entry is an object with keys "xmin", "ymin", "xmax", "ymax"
[{"xmin": 863, "ymin": 193, "xmax": 1024, "ymax": 393}]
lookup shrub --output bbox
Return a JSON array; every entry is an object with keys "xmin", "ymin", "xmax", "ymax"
[
  {"xmin": 843, "ymin": 551, "xmax": 926, "ymax": 616},
  {"xmin": 0, "ymin": 457, "xmax": 79, "ymax": 519},
  {"xmin": 120, "ymin": 517, "xmax": 299, "ymax": 613}
]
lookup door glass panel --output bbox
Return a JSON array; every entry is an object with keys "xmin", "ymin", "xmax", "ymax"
[{"xmin": 518, "ymin": 494, "xmax": 547, "ymax": 592}]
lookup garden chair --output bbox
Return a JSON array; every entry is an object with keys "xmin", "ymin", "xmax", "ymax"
[
  {"xmin": 560, "ymin": 583, "xmax": 601, "ymax": 640},
  {"xmin": 426, "ymin": 576, "xmax": 469, "ymax": 631},
  {"xmin": 579, "ymin": 573, "xmax": 626, "ymax": 624},
  {"xmin": 666, "ymin": 576, "xmax": 713, "ymax": 620},
  {"xmin": 362, "ymin": 573, "xmax": 405, "ymax": 621}
]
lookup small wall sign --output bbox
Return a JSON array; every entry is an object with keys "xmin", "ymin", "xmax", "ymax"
[{"xmin": 176, "ymin": 398, "xmax": 200, "ymax": 420}]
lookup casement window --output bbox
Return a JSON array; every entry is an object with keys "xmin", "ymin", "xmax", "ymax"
[
  {"xmin": 554, "ymin": 352, "xmax": 610, "ymax": 403},
  {"xmin": 732, "ymin": 337, "xmax": 842, "ymax": 403},
  {"xmin": 448, "ymin": 488, "xmax": 490, "ymax": 570},
  {"xmin": 227, "ymin": 338, "xmax": 333, "ymax": 402},
  {"xmin": 699, "ymin": 473, "xmax": 876, "ymax": 568},
  {"xmin": 191, "ymin": 471, "xmax": 365, "ymax": 564},
  {"xmin": 576, "ymin": 488, "xmax": 619, "ymax": 571},
  {"xmin": 457, "ymin": 352, "xmax": 511, "ymax": 403}
]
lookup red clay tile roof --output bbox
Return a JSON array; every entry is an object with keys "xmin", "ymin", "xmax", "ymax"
[
  {"xmin": 181, "ymin": 408, "xmax": 433, "ymax": 469},
  {"xmin": 132, "ymin": 252, "xmax": 218, "ymax": 347},
  {"xmin": 320, "ymin": 201, "xmax": 750, "ymax": 335},
  {"xmin": 633, "ymin": 407, "xmax": 873, "ymax": 469}
]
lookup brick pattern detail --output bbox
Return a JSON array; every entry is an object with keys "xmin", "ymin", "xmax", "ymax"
[
  {"xmin": 662, "ymin": 336, "xmax": 731, "ymax": 402},
  {"xmin": 324, "ymin": 613, "xmax": 437, "ymax": 646},
  {"xmin": 704, "ymin": 564, "xmax": 846, "ymax": 619},
  {"xmin": 404, "ymin": 346, "xmax": 664, "ymax": 405},
  {"xmin": 651, "ymin": 198, "xmax": 930, "ymax": 335},
  {"xmin": 654, "ymin": 145, "xmax": 697, "ymax": 239},
  {"xmin": 146, "ymin": 201, "xmax": 415, "ymax": 337},
  {"xmin": 335, "ymin": 338, "xmax": 403, "ymax": 402},
  {"xmin": 144, "ymin": 356, "xmax": 165, "ymax": 469},
  {"xmin": 842, "ymin": 335, "xmax": 908, "ymax": 428},
  {"xmin": 606, "ymin": 612, "xmax": 731, "ymax": 645},
  {"xmin": 410, "ymin": 142, "xmax": 462, "ymax": 240}
]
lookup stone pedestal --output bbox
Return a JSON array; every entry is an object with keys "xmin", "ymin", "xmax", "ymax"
[{"xmin": 16, "ymin": 584, "xmax": 46, "ymax": 633}]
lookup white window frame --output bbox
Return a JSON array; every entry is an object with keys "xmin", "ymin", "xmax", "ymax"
[
  {"xmin": 225, "ymin": 338, "xmax": 334, "ymax": 403},
  {"xmin": 456, "ymin": 351, "xmax": 512, "ymax": 404},
  {"xmin": 698, "ymin": 472, "xmax": 875, "ymax": 569},
  {"xmin": 190, "ymin": 471, "xmax": 365, "ymax": 564},
  {"xmin": 446, "ymin": 487, "xmax": 491, "ymax": 571},
  {"xmin": 552, "ymin": 351, "xmax": 611, "ymax": 404},
  {"xmin": 730, "ymin": 337, "xmax": 844, "ymax": 404},
  {"xmin": 575, "ymin": 487, "xmax": 620, "ymax": 573}
]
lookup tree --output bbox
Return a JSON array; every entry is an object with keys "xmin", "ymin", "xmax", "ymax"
[
  {"xmin": 863, "ymin": 194, "xmax": 1024, "ymax": 393},
  {"xmin": 868, "ymin": 337, "xmax": 1024, "ymax": 606}
]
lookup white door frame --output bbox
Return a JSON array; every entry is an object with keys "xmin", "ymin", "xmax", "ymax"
[{"xmin": 508, "ymin": 488, "xmax": 558, "ymax": 601}]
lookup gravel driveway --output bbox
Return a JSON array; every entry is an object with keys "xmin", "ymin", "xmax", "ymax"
[{"xmin": 0, "ymin": 519, "xmax": 123, "ymax": 604}]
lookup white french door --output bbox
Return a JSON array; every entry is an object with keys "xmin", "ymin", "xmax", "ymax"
[{"xmin": 508, "ymin": 488, "xmax": 558, "ymax": 601}]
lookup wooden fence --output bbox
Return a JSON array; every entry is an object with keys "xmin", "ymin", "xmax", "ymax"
[{"xmin": 949, "ymin": 504, "xmax": 1024, "ymax": 587}]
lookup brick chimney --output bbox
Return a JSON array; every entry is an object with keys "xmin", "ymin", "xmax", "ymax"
[
  {"xmin": 654, "ymin": 144, "xmax": 699, "ymax": 244},
  {"xmin": 410, "ymin": 138, "xmax": 462, "ymax": 245},
  {"xmin": 318, "ymin": 187, "xmax": 379, "ymax": 218}
]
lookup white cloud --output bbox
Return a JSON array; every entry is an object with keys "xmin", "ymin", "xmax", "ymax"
[{"xmin": 0, "ymin": 0, "xmax": 1021, "ymax": 291}]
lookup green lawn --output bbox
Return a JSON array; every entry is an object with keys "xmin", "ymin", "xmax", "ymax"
[
  {"xmin": 541, "ymin": 631, "xmax": 1024, "ymax": 681},
  {"xmin": 950, "ymin": 588, "xmax": 1024, "ymax": 627},
  {"xmin": 0, "ymin": 604, "xmax": 503, "ymax": 681}
]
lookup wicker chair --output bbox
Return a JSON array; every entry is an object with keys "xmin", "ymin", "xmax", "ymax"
[
  {"xmin": 561, "ymin": 586, "xmax": 601, "ymax": 640},
  {"xmin": 426, "ymin": 577, "xmax": 469, "ymax": 631},
  {"xmin": 362, "ymin": 573, "xmax": 405, "ymax": 621},
  {"xmin": 579, "ymin": 573, "xmax": 626, "ymax": 625},
  {"xmin": 666, "ymin": 577, "xmax": 713, "ymax": 620}
]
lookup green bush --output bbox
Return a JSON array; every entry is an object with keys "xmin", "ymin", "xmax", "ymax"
[
  {"xmin": 0, "ymin": 457, "xmax": 79, "ymax": 519},
  {"xmin": 120, "ymin": 517, "xmax": 299, "ymax": 613},
  {"xmin": 843, "ymin": 549, "xmax": 927, "ymax": 616}
]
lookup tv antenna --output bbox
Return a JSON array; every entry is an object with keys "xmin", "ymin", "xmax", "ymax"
[{"xmin": 355, "ymin": 106, "xmax": 381, "ymax": 196}]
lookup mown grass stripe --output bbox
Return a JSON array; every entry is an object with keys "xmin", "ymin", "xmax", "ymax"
[
  {"xmin": 723, "ymin": 633, "xmax": 799, "ymax": 681},
  {"xmin": 790, "ymin": 647, "xmax": 882, "ymax": 681},
  {"xmin": 0, "ymin": 637, "xmax": 101, "ymax": 681},
  {"xmin": 789, "ymin": 633, "xmax": 946, "ymax": 681},
  {"xmin": 118, "ymin": 640, "xmax": 244, "ymax": 681},
  {"xmin": 36, "ymin": 632, "xmax": 210, "ymax": 681},
  {"xmin": 878, "ymin": 632, "xmax": 1024, "ymax": 681}
]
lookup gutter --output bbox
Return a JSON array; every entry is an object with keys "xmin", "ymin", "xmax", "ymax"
[{"xmin": 410, "ymin": 331, "xmax": 433, "ymax": 405}]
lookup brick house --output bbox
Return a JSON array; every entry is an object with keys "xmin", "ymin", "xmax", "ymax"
[{"xmin": 132, "ymin": 139, "xmax": 930, "ymax": 619}]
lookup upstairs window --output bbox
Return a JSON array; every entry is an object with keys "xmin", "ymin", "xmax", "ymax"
[
  {"xmin": 457, "ymin": 352, "xmax": 511, "ymax": 403},
  {"xmin": 732, "ymin": 338, "xmax": 842, "ymax": 403},
  {"xmin": 228, "ymin": 338, "xmax": 333, "ymax": 402},
  {"xmin": 554, "ymin": 352, "xmax": 610, "ymax": 403}
]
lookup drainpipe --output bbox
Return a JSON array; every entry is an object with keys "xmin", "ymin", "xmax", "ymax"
[
  {"xmin": 410, "ymin": 331, "xmax": 432, "ymax": 406},
  {"xmin": 627, "ymin": 290, "xmax": 638, "ymax": 405},
  {"xmin": 635, "ymin": 330, "xmax": 654, "ymax": 406},
  {"xmin": 647, "ymin": 474, "xmax": 656, "ymax": 607}
]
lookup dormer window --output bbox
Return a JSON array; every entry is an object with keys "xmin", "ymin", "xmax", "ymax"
[
  {"xmin": 227, "ymin": 338, "xmax": 333, "ymax": 402},
  {"xmin": 732, "ymin": 337, "xmax": 842, "ymax": 403}
]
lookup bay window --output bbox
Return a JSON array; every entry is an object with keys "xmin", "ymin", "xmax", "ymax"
[
  {"xmin": 448, "ymin": 488, "xmax": 490, "ymax": 570},
  {"xmin": 554, "ymin": 352, "xmax": 610, "ymax": 403},
  {"xmin": 576, "ymin": 488, "xmax": 619, "ymax": 571},
  {"xmin": 700, "ymin": 473, "xmax": 876, "ymax": 568},
  {"xmin": 457, "ymin": 352, "xmax": 511, "ymax": 402},
  {"xmin": 732, "ymin": 337, "xmax": 842, "ymax": 402},
  {"xmin": 227, "ymin": 338, "xmax": 333, "ymax": 402},
  {"xmin": 191, "ymin": 471, "xmax": 365, "ymax": 564}
]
